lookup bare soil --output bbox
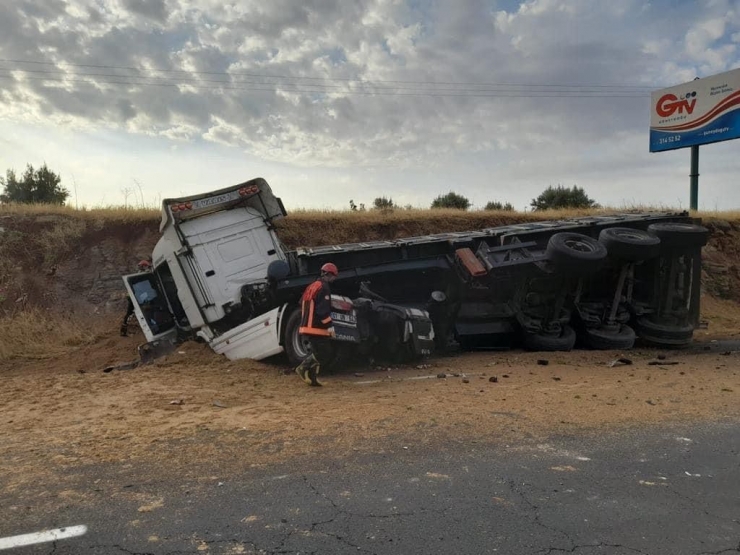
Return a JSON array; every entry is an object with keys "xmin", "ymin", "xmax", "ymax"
[{"xmin": 2, "ymin": 319, "xmax": 739, "ymax": 497}]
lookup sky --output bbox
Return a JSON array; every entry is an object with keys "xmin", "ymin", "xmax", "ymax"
[{"xmin": 1, "ymin": 0, "xmax": 740, "ymax": 212}]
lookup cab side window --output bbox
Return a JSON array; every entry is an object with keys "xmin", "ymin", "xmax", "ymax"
[{"xmin": 130, "ymin": 275, "xmax": 175, "ymax": 335}]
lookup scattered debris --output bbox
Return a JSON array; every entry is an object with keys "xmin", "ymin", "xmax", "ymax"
[
  {"xmin": 646, "ymin": 400, "xmax": 657, "ymax": 405},
  {"xmin": 721, "ymin": 351, "xmax": 734, "ymax": 356},
  {"xmin": 436, "ymin": 373, "xmax": 446, "ymax": 379},
  {"xmin": 102, "ymin": 360, "xmax": 140, "ymax": 373},
  {"xmin": 489, "ymin": 376, "xmax": 498, "ymax": 383},
  {"xmin": 684, "ymin": 471, "xmax": 701, "ymax": 477},
  {"xmin": 462, "ymin": 378, "xmax": 470, "ymax": 384},
  {"xmin": 552, "ymin": 377, "xmax": 561, "ymax": 381},
  {"xmin": 608, "ymin": 357, "xmax": 633, "ymax": 367},
  {"xmin": 416, "ymin": 364, "xmax": 432, "ymax": 370},
  {"xmin": 353, "ymin": 373, "xmax": 365, "ymax": 377},
  {"xmin": 648, "ymin": 361, "xmax": 679, "ymax": 366},
  {"xmin": 537, "ymin": 359, "xmax": 549, "ymax": 366},
  {"xmin": 212, "ymin": 400, "xmax": 228, "ymax": 408},
  {"xmin": 502, "ymin": 374, "xmax": 510, "ymax": 378},
  {"xmin": 169, "ymin": 399, "xmax": 184, "ymax": 406}
]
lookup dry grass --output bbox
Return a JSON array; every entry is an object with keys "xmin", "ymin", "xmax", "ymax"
[
  {"xmin": 0, "ymin": 309, "xmax": 103, "ymax": 360},
  {"xmin": 2, "ymin": 201, "xmax": 739, "ymax": 224},
  {"xmin": 0, "ymin": 203, "xmax": 159, "ymax": 224}
]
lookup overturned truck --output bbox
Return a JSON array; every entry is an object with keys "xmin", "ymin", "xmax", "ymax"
[{"xmin": 123, "ymin": 178, "xmax": 709, "ymax": 368}]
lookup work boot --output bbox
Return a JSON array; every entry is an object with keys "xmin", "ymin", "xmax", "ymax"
[
  {"xmin": 295, "ymin": 364, "xmax": 308, "ymax": 383},
  {"xmin": 307, "ymin": 364, "xmax": 322, "ymax": 387}
]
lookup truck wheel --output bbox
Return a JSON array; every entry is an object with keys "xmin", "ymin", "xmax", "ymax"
[
  {"xmin": 284, "ymin": 308, "xmax": 312, "ymax": 367},
  {"xmin": 598, "ymin": 228, "xmax": 661, "ymax": 262},
  {"xmin": 646, "ymin": 223, "xmax": 709, "ymax": 249},
  {"xmin": 522, "ymin": 325, "xmax": 576, "ymax": 352},
  {"xmin": 312, "ymin": 340, "xmax": 354, "ymax": 374},
  {"xmin": 635, "ymin": 317, "xmax": 694, "ymax": 347},
  {"xmin": 546, "ymin": 232, "xmax": 607, "ymax": 275},
  {"xmin": 583, "ymin": 324, "xmax": 636, "ymax": 350}
]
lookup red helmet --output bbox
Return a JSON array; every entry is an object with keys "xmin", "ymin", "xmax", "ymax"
[
  {"xmin": 320, "ymin": 262, "xmax": 338, "ymax": 276},
  {"xmin": 137, "ymin": 259, "xmax": 152, "ymax": 270}
]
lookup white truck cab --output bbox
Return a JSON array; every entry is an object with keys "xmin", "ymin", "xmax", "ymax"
[{"xmin": 123, "ymin": 178, "xmax": 291, "ymax": 361}]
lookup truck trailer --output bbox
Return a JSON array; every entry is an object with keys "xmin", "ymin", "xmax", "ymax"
[{"xmin": 122, "ymin": 178, "xmax": 709, "ymax": 368}]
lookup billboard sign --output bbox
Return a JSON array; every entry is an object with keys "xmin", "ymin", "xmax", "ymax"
[{"xmin": 650, "ymin": 67, "xmax": 740, "ymax": 152}]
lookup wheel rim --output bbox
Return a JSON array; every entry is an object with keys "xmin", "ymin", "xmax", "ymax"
[
  {"xmin": 613, "ymin": 230, "xmax": 647, "ymax": 242},
  {"xmin": 291, "ymin": 330, "xmax": 312, "ymax": 359},
  {"xmin": 564, "ymin": 238, "xmax": 596, "ymax": 253}
]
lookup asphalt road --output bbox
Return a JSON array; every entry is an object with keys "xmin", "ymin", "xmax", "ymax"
[{"xmin": 2, "ymin": 420, "xmax": 739, "ymax": 555}]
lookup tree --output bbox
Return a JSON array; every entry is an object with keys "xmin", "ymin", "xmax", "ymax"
[
  {"xmin": 0, "ymin": 163, "xmax": 69, "ymax": 205},
  {"xmin": 484, "ymin": 200, "xmax": 514, "ymax": 211},
  {"xmin": 431, "ymin": 191, "xmax": 471, "ymax": 210},
  {"xmin": 530, "ymin": 185, "xmax": 599, "ymax": 211},
  {"xmin": 373, "ymin": 196, "xmax": 395, "ymax": 210}
]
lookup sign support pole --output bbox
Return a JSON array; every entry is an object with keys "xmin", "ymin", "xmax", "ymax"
[{"xmin": 689, "ymin": 145, "xmax": 699, "ymax": 211}]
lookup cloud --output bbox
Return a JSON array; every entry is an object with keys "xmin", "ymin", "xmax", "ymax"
[{"xmin": 0, "ymin": 1, "xmax": 740, "ymax": 209}]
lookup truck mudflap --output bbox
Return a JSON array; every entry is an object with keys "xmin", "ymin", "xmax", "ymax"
[{"xmin": 209, "ymin": 306, "xmax": 285, "ymax": 361}]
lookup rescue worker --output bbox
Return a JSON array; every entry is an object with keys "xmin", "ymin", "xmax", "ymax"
[
  {"xmin": 295, "ymin": 262, "xmax": 338, "ymax": 386},
  {"xmin": 120, "ymin": 257, "xmax": 153, "ymax": 337}
]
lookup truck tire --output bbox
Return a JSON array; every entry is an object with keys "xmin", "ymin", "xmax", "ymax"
[
  {"xmin": 284, "ymin": 308, "xmax": 312, "ymax": 367},
  {"xmin": 283, "ymin": 308, "xmax": 354, "ymax": 372},
  {"xmin": 635, "ymin": 317, "xmax": 694, "ymax": 347},
  {"xmin": 583, "ymin": 324, "xmax": 636, "ymax": 350},
  {"xmin": 312, "ymin": 339, "xmax": 354, "ymax": 374},
  {"xmin": 546, "ymin": 232, "xmax": 607, "ymax": 275},
  {"xmin": 598, "ymin": 227, "xmax": 661, "ymax": 262},
  {"xmin": 646, "ymin": 223, "xmax": 709, "ymax": 249},
  {"xmin": 522, "ymin": 325, "xmax": 576, "ymax": 352}
]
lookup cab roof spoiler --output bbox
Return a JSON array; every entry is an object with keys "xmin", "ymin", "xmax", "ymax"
[{"xmin": 159, "ymin": 177, "xmax": 287, "ymax": 233}]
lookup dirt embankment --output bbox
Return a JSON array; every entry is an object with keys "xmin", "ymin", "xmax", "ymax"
[{"xmin": 1, "ymin": 209, "xmax": 739, "ymax": 316}]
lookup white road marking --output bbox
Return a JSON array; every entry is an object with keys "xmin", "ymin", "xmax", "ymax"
[{"xmin": 0, "ymin": 525, "xmax": 87, "ymax": 550}]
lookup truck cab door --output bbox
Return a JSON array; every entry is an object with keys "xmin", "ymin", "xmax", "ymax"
[{"xmin": 122, "ymin": 272, "xmax": 178, "ymax": 344}]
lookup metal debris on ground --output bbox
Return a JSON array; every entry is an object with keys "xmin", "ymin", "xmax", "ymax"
[
  {"xmin": 102, "ymin": 360, "xmax": 140, "ymax": 373},
  {"xmin": 607, "ymin": 357, "xmax": 633, "ymax": 367}
]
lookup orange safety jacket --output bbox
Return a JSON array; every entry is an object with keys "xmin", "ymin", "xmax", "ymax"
[{"xmin": 298, "ymin": 279, "xmax": 333, "ymax": 336}]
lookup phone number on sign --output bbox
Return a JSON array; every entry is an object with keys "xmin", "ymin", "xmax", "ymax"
[{"xmin": 657, "ymin": 135, "xmax": 682, "ymax": 145}]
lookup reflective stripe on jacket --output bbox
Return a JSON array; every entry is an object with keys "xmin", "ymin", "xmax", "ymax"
[{"xmin": 298, "ymin": 279, "xmax": 332, "ymax": 336}]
